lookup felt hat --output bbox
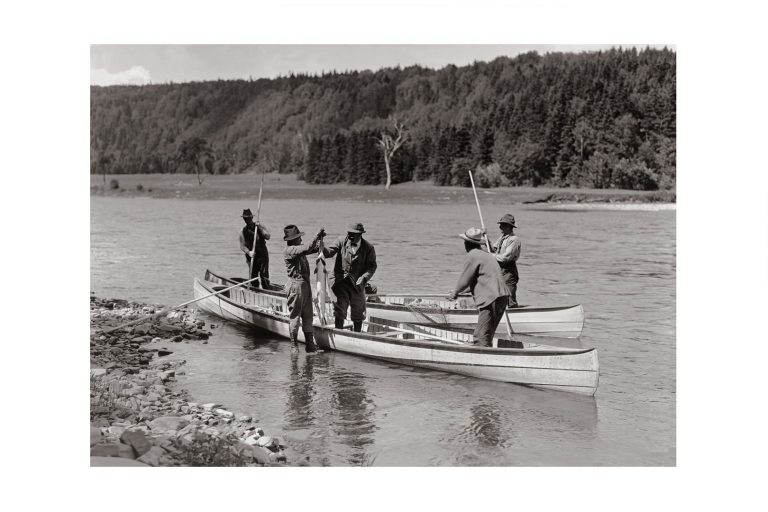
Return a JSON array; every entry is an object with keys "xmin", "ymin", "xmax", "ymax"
[
  {"xmin": 347, "ymin": 222, "xmax": 366, "ymax": 234},
  {"xmin": 459, "ymin": 227, "xmax": 486, "ymax": 245},
  {"xmin": 242, "ymin": 209, "xmax": 254, "ymax": 218},
  {"xmin": 497, "ymin": 213, "xmax": 516, "ymax": 227},
  {"xmin": 283, "ymin": 224, "xmax": 305, "ymax": 241}
]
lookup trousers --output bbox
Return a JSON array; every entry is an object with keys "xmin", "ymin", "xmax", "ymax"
[
  {"xmin": 246, "ymin": 255, "xmax": 270, "ymax": 289},
  {"xmin": 473, "ymin": 296, "xmax": 508, "ymax": 347},
  {"xmin": 286, "ymin": 280, "xmax": 314, "ymax": 340},
  {"xmin": 330, "ymin": 276, "xmax": 366, "ymax": 323},
  {"xmin": 501, "ymin": 266, "xmax": 518, "ymax": 306}
]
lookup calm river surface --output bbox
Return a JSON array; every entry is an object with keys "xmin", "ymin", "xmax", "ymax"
[{"xmin": 91, "ymin": 195, "xmax": 675, "ymax": 466}]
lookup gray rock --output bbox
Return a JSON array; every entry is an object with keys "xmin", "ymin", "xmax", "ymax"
[
  {"xmin": 90, "ymin": 369, "xmax": 107, "ymax": 377},
  {"xmin": 90, "ymin": 442, "xmax": 136, "ymax": 459},
  {"xmin": 146, "ymin": 393, "xmax": 161, "ymax": 402},
  {"xmin": 214, "ymin": 408, "xmax": 234, "ymax": 418},
  {"xmin": 257, "ymin": 436, "xmax": 273, "ymax": 448},
  {"xmin": 237, "ymin": 415, "xmax": 252, "ymax": 422},
  {"xmin": 148, "ymin": 415, "xmax": 189, "ymax": 432},
  {"xmin": 120, "ymin": 429, "xmax": 153, "ymax": 457},
  {"xmin": 136, "ymin": 446, "xmax": 166, "ymax": 467},
  {"xmin": 106, "ymin": 425, "xmax": 126, "ymax": 438},
  {"xmin": 90, "ymin": 426, "xmax": 104, "ymax": 446}
]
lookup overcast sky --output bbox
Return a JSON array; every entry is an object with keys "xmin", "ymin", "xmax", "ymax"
[{"xmin": 90, "ymin": 44, "xmax": 672, "ymax": 86}]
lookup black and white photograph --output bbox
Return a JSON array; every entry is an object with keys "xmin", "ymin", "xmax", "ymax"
[
  {"xmin": 7, "ymin": 0, "xmax": 767, "ymax": 509},
  {"xmin": 88, "ymin": 43, "xmax": 676, "ymax": 467}
]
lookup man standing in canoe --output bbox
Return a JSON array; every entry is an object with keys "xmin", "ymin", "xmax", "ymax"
[
  {"xmin": 283, "ymin": 224, "xmax": 326, "ymax": 353},
  {"xmin": 447, "ymin": 227, "xmax": 511, "ymax": 347},
  {"xmin": 239, "ymin": 209, "xmax": 271, "ymax": 289},
  {"xmin": 321, "ymin": 222, "xmax": 377, "ymax": 332},
  {"xmin": 492, "ymin": 213, "xmax": 522, "ymax": 307}
]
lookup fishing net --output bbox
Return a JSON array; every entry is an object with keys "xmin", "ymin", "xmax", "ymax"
[{"xmin": 404, "ymin": 299, "xmax": 449, "ymax": 325}]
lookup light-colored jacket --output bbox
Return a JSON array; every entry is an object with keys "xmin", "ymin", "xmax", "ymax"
[
  {"xmin": 451, "ymin": 247, "xmax": 510, "ymax": 308},
  {"xmin": 493, "ymin": 234, "xmax": 521, "ymax": 269}
]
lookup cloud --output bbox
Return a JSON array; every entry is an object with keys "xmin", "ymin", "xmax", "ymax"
[{"xmin": 90, "ymin": 65, "xmax": 152, "ymax": 86}]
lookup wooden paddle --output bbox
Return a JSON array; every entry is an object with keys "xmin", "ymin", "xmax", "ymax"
[
  {"xmin": 248, "ymin": 170, "xmax": 266, "ymax": 286},
  {"xmin": 101, "ymin": 276, "xmax": 261, "ymax": 334},
  {"xmin": 468, "ymin": 170, "xmax": 515, "ymax": 347}
]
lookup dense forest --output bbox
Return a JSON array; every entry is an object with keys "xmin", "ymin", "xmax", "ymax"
[{"xmin": 91, "ymin": 47, "xmax": 675, "ymax": 190}]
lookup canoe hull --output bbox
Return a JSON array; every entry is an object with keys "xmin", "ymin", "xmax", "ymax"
[
  {"xmin": 193, "ymin": 277, "xmax": 599, "ymax": 395},
  {"xmin": 202, "ymin": 270, "xmax": 585, "ymax": 339}
]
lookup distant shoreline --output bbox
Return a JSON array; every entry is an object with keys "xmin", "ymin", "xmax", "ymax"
[{"xmin": 90, "ymin": 173, "xmax": 676, "ymax": 205}]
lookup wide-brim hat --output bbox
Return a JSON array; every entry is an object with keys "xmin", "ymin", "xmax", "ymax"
[
  {"xmin": 347, "ymin": 222, "xmax": 366, "ymax": 234},
  {"xmin": 283, "ymin": 224, "xmax": 305, "ymax": 241},
  {"xmin": 242, "ymin": 209, "xmax": 254, "ymax": 218},
  {"xmin": 459, "ymin": 227, "xmax": 485, "ymax": 245},
  {"xmin": 497, "ymin": 213, "xmax": 516, "ymax": 227}
]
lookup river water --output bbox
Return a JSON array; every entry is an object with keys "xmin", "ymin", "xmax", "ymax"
[{"xmin": 90, "ymin": 195, "xmax": 675, "ymax": 466}]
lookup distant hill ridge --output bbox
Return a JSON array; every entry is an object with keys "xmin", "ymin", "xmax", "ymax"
[{"xmin": 91, "ymin": 47, "xmax": 675, "ymax": 191}]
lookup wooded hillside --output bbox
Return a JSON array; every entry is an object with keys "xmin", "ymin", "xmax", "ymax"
[{"xmin": 91, "ymin": 47, "xmax": 675, "ymax": 190}]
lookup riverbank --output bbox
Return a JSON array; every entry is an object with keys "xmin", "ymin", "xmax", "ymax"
[
  {"xmin": 89, "ymin": 295, "xmax": 312, "ymax": 467},
  {"xmin": 90, "ymin": 173, "xmax": 675, "ymax": 204}
]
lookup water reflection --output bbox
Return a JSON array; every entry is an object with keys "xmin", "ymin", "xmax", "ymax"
[
  {"xmin": 327, "ymin": 369, "xmax": 377, "ymax": 465},
  {"xmin": 92, "ymin": 197, "xmax": 676, "ymax": 465},
  {"xmin": 285, "ymin": 352, "xmax": 317, "ymax": 428},
  {"xmin": 469, "ymin": 402, "xmax": 508, "ymax": 448}
]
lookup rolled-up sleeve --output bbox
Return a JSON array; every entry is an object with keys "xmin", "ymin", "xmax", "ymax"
[
  {"xmin": 494, "ymin": 237, "xmax": 521, "ymax": 264},
  {"xmin": 284, "ymin": 238, "xmax": 319, "ymax": 257}
]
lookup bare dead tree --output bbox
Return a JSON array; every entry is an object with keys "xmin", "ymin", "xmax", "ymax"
[{"xmin": 374, "ymin": 120, "xmax": 408, "ymax": 190}]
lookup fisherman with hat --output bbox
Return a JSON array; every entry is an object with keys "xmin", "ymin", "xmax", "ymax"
[
  {"xmin": 321, "ymin": 222, "xmax": 377, "ymax": 332},
  {"xmin": 283, "ymin": 224, "xmax": 327, "ymax": 353},
  {"xmin": 447, "ymin": 227, "xmax": 511, "ymax": 347},
  {"xmin": 491, "ymin": 213, "xmax": 522, "ymax": 307},
  {"xmin": 238, "ymin": 209, "xmax": 271, "ymax": 289}
]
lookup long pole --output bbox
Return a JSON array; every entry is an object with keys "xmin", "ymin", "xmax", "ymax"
[
  {"xmin": 248, "ymin": 170, "xmax": 266, "ymax": 284},
  {"xmin": 468, "ymin": 170, "xmax": 515, "ymax": 344},
  {"xmin": 103, "ymin": 276, "xmax": 261, "ymax": 334}
]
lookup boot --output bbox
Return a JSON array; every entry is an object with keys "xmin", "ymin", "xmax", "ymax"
[
  {"xmin": 304, "ymin": 332, "xmax": 320, "ymax": 354},
  {"xmin": 353, "ymin": 321, "xmax": 362, "ymax": 333},
  {"xmin": 334, "ymin": 318, "xmax": 345, "ymax": 329}
]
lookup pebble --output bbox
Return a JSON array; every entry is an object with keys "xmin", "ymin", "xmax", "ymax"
[{"xmin": 90, "ymin": 295, "xmax": 297, "ymax": 467}]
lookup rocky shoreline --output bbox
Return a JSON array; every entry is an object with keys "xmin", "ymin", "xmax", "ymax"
[{"xmin": 90, "ymin": 296, "xmax": 310, "ymax": 467}]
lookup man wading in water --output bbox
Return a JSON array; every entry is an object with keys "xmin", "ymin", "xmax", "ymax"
[
  {"xmin": 283, "ymin": 224, "xmax": 326, "ymax": 353},
  {"xmin": 321, "ymin": 222, "xmax": 377, "ymax": 332},
  {"xmin": 491, "ymin": 213, "xmax": 521, "ymax": 307},
  {"xmin": 239, "ymin": 209, "xmax": 271, "ymax": 289}
]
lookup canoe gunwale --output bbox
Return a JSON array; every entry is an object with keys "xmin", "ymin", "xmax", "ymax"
[{"xmin": 195, "ymin": 277, "xmax": 592, "ymax": 357}]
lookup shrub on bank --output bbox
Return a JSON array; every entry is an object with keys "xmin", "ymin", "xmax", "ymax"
[{"xmin": 110, "ymin": 179, "xmax": 119, "ymax": 190}]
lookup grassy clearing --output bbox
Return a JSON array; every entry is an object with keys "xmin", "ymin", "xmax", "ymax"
[{"xmin": 90, "ymin": 173, "xmax": 674, "ymax": 204}]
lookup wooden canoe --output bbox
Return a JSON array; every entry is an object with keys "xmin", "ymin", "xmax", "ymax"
[
  {"xmin": 202, "ymin": 269, "xmax": 585, "ymax": 339},
  {"xmin": 193, "ymin": 273, "xmax": 599, "ymax": 396}
]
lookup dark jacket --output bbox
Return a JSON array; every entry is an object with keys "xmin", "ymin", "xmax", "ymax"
[{"xmin": 322, "ymin": 236, "xmax": 377, "ymax": 285}]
